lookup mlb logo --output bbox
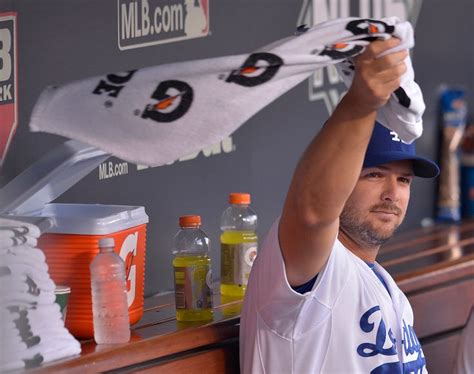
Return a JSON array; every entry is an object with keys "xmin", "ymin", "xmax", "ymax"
[
  {"xmin": 0, "ymin": 13, "xmax": 17, "ymax": 166},
  {"xmin": 184, "ymin": 0, "xmax": 209, "ymax": 37},
  {"xmin": 118, "ymin": 0, "xmax": 210, "ymax": 51}
]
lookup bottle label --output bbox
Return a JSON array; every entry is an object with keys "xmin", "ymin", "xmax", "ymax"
[
  {"xmin": 221, "ymin": 242, "xmax": 257, "ymax": 286},
  {"xmin": 174, "ymin": 265, "xmax": 213, "ymax": 310}
]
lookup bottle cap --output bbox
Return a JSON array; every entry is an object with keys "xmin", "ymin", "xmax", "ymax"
[
  {"xmin": 229, "ymin": 192, "xmax": 251, "ymax": 205},
  {"xmin": 99, "ymin": 237, "xmax": 115, "ymax": 248},
  {"xmin": 179, "ymin": 215, "xmax": 201, "ymax": 228}
]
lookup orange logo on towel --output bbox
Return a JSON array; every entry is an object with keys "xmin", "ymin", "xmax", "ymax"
[
  {"xmin": 346, "ymin": 19, "xmax": 394, "ymax": 36},
  {"xmin": 225, "ymin": 52, "xmax": 283, "ymax": 87},
  {"xmin": 154, "ymin": 92, "xmax": 185, "ymax": 111},
  {"xmin": 332, "ymin": 43, "xmax": 349, "ymax": 49},
  {"xmin": 320, "ymin": 43, "xmax": 363, "ymax": 59},
  {"xmin": 142, "ymin": 80, "xmax": 194, "ymax": 123},
  {"xmin": 368, "ymin": 23, "xmax": 379, "ymax": 34},
  {"xmin": 239, "ymin": 66, "xmax": 259, "ymax": 75}
]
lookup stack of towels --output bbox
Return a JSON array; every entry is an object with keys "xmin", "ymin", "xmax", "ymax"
[{"xmin": 0, "ymin": 216, "xmax": 81, "ymax": 371}]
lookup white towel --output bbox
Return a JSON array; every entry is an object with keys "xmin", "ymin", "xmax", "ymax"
[
  {"xmin": 1, "ymin": 254, "xmax": 49, "ymax": 273},
  {"xmin": 0, "ymin": 231, "xmax": 38, "ymax": 249},
  {"xmin": 24, "ymin": 338, "xmax": 81, "ymax": 365},
  {"xmin": 5, "ymin": 306, "xmax": 64, "ymax": 339},
  {"xmin": 334, "ymin": 20, "xmax": 423, "ymax": 142},
  {"xmin": 0, "ymin": 271, "xmax": 55, "ymax": 291},
  {"xmin": 0, "ymin": 274, "xmax": 55, "ymax": 296},
  {"xmin": 1, "ymin": 288, "xmax": 56, "ymax": 305},
  {"xmin": 29, "ymin": 17, "xmax": 424, "ymax": 167},
  {"xmin": 1, "ymin": 257, "xmax": 49, "ymax": 273},
  {"xmin": 0, "ymin": 217, "xmax": 42, "ymax": 250},
  {"xmin": 6, "ymin": 304, "xmax": 64, "ymax": 324},
  {"xmin": 0, "ymin": 218, "xmax": 81, "ymax": 371},
  {"xmin": 1, "ymin": 245, "xmax": 47, "ymax": 262},
  {"xmin": 1, "ymin": 305, "xmax": 81, "ymax": 370},
  {"xmin": 0, "ymin": 218, "xmax": 41, "ymax": 238}
]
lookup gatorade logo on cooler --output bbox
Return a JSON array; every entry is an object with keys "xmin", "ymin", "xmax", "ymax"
[
  {"xmin": 120, "ymin": 232, "xmax": 138, "ymax": 307},
  {"xmin": 141, "ymin": 80, "xmax": 194, "ymax": 122},
  {"xmin": 225, "ymin": 52, "xmax": 283, "ymax": 87}
]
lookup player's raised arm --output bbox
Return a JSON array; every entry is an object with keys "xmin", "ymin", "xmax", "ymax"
[{"xmin": 279, "ymin": 38, "xmax": 408, "ymax": 286}]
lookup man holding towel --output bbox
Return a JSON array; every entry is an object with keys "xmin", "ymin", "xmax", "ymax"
[{"xmin": 240, "ymin": 37, "xmax": 438, "ymax": 373}]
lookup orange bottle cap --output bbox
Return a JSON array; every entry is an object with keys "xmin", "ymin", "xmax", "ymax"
[
  {"xmin": 229, "ymin": 192, "xmax": 251, "ymax": 205},
  {"xmin": 179, "ymin": 215, "xmax": 201, "ymax": 228}
]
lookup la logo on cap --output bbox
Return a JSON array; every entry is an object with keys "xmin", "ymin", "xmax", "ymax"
[{"xmin": 390, "ymin": 131, "xmax": 408, "ymax": 144}]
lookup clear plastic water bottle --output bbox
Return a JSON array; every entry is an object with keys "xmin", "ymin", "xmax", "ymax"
[
  {"xmin": 220, "ymin": 193, "xmax": 258, "ymax": 298},
  {"xmin": 173, "ymin": 215, "xmax": 213, "ymax": 322},
  {"xmin": 90, "ymin": 237, "xmax": 130, "ymax": 344}
]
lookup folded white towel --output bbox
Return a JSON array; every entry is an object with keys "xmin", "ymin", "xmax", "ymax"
[
  {"xmin": 0, "ymin": 217, "xmax": 41, "ymax": 238},
  {"xmin": 25, "ymin": 339, "xmax": 81, "ymax": 365},
  {"xmin": 0, "ymin": 273, "xmax": 56, "ymax": 292},
  {"xmin": 25, "ymin": 313, "xmax": 64, "ymax": 328},
  {"xmin": 7, "ymin": 309, "xmax": 64, "ymax": 328},
  {"xmin": 24, "ymin": 302, "xmax": 62, "ymax": 316},
  {"xmin": 0, "ymin": 218, "xmax": 80, "ymax": 371},
  {"xmin": 0, "ymin": 231, "xmax": 38, "ymax": 249},
  {"xmin": 0, "ymin": 245, "xmax": 47, "ymax": 262},
  {"xmin": 29, "ymin": 17, "xmax": 424, "ymax": 167},
  {"xmin": 0, "ymin": 360, "xmax": 24, "ymax": 372},
  {"xmin": 0, "ymin": 218, "xmax": 41, "ymax": 251},
  {"xmin": 0, "ymin": 276, "xmax": 42, "ymax": 296},
  {"xmin": 1, "ymin": 289, "xmax": 56, "ymax": 305},
  {"xmin": 5, "ymin": 305, "xmax": 64, "ymax": 337},
  {"xmin": 1, "ymin": 254, "xmax": 49, "ymax": 272},
  {"xmin": 1, "ymin": 305, "xmax": 80, "ymax": 371},
  {"xmin": 0, "ymin": 262, "xmax": 50, "ymax": 279},
  {"xmin": 2, "ymin": 335, "xmax": 29, "ymax": 350}
]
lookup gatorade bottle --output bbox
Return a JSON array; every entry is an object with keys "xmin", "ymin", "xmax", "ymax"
[
  {"xmin": 220, "ymin": 193, "xmax": 258, "ymax": 298},
  {"xmin": 172, "ymin": 215, "xmax": 213, "ymax": 322}
]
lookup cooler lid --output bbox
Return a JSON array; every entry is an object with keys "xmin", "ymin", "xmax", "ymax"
[
  {"xmin": 0, "ymin": 140, "xmax": 110, "ymax": 215},
  {"xmin": 11, "ymin": 203, "xmax": 149, "ymax": 235}
]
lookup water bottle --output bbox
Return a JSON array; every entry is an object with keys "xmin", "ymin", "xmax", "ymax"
[
  {"xmin": 220, "ymin": 193, "xmax": 258, "ymax": 298},
  {"xmin": 90, "ymin": 237, "xmax": 130, "ymax": 344},
  {"xmin": 173, "ymin": 215, "xmax": 213, "ymax": 322}
]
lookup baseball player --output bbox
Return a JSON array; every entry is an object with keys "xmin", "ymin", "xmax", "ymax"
[{"xmin": 240, "ymin": 37, "xmax": 439, "ymax": 373}]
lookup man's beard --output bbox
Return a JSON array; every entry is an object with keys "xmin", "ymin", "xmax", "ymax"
[{"xmin": 340, "ymin": 202, "xmax": 403, "ymax": 246}]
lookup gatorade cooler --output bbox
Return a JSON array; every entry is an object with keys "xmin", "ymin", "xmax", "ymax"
[{"xmin": 0, "ymin": 140, "xmax": 148, "ymax": 338}]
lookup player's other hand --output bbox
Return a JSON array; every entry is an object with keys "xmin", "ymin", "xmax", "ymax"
[{"xmin": 344, "ymin": 38, "xmax": 408, "ymax": 116}]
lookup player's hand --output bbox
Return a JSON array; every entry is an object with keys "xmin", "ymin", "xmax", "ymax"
[{"xmin": 344, "ymin": 38, "xmax": 408, "ymax": 116}]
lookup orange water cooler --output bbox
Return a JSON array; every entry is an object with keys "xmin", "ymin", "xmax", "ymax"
[{"xmin": 0, "ymin": 140, "xmax": 148, "ymax": 338}]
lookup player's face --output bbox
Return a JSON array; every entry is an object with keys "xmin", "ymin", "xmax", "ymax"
[{"xmin": 340, "ymin": 160, "xmax": 413, "ymax": 246}]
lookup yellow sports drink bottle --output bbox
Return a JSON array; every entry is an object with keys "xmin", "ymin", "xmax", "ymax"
[
  {"xmin": 220, "ymin": 193, "xmax": 258, "ymax": 298},
  {"xmin": 173, "ymin": 215, "xmax": 213, "ymax": 322}
]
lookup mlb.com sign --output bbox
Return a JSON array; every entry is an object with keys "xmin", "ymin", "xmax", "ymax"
[
  {"xmin": 118, "ymin": 0, "xmax": 209, "ymax": 50},
  {"xmin": 298, "ymin": 0, "xmax": 422, "ymax": 114}
]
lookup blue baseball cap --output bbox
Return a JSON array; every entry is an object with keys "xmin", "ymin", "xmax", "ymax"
[{"xmin": 363, "ymin": 122, "xmax": 439, "ymax": 178}]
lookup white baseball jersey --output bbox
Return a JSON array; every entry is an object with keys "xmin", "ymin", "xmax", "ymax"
[{"xmin": 240, "ymin": 218, "xmax": 427, "ymax": 373}]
